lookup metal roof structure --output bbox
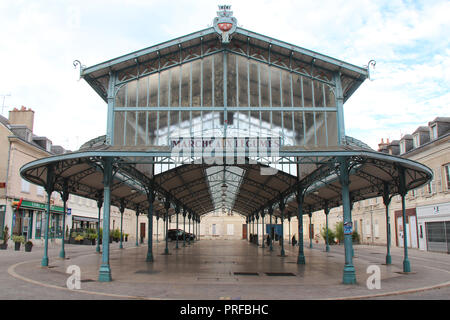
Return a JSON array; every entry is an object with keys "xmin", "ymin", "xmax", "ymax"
[{"xmin": 20, "ymin": 5, "xmax": 431, "ymax": 283}]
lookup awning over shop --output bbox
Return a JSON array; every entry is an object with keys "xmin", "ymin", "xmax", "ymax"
[{"xmin": 72, "ymin": 215, "xmax": 99, "ymax": 223}]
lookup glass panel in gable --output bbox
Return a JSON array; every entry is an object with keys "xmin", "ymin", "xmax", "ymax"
[
  {"xmin": 326, "ymin": 112, "xmax": 338, "ymax": 146},
  {"xmin": 237, "ymin": 56, "xmax": 249, "ymax": 107},
  {"xmin": 113, "ymin": 112, "xmax": 125, "ymax": 146},
  {"xmin": 315, "ymin": 112, "xmax": 327, "ymax": 146},
  {"xmin": 137, "ymin": 111, "xmax": 146, "ymax": 145},
  {"xmin": 259, "ymin": 63, "xmax": 269, "ymax": 107},
  {"xmin": 147, "ymin": 111, "xmax": 157, "ymax": 145},
  {"xmin": 115, "ymin": 85, "xmax": 126, "ymax": 107},
  {"xmin": 180, "ymin": 64, "xmax": 190, "ymax": 107},
  {"xmin": 213, "ymin": 53, "xmax": 224, "ymax": 107},
  {"xmin": 127, "ymin": 80, "xmax": 137, "ymax": 107},
  {"xmin": 314, "ymin": 81, "xmax": 324, "ymax": 107},
  {"xmin": 304, "ymin": 112, "xmax": 316, "ymax": 146},
  {"xmin": 148, "ymin": 73, "xmax": 158, "ymax": 107},
  {"xmin": 125, "ymin": 111, "xmax": 137, "ymax": 145},
  {"xmin": 202, "ymin": 56, "xmax": 213, "ymax": 107},
  {"xmin": 159, "ymin": 71, "xmax": 169, "ymax": 106},
  {"xmin": 325, "ymin": 85, "xmax": 336, "ymax": 107},
  {"xmin": 293, "ymin": 112, "xmax": 305, "ymax": 146},
  {"xmin": 281, "ymin": 71, "xmax": 291, "ymax": 107},
  {"xmin": 270, "ymin": 67, "xmax": 281, "ymax": 107},
  {"xmin": 292, "ymin": 73, "xmax": 302, "ymax": 107},
  {"xmin": 249, "ymin": 61, "xmax": 259, "ymax": 107},
  {"xmin": 303, "ymin": 77, "xmax": 313, "ymax": 107},
  {"xmin": 138, "ymin": 77, "xmax": 148, "ymax": 107},
  {"xmin": 191, "ymin": 60, "xmax": 201, "ymax": 107},
  {"xmin": 227, "ymin": 53, "xmax": 237, "ymax": 107},
  {"xmin": 170, "ymin": 67, "xmax": 180, "ymax": 107}
]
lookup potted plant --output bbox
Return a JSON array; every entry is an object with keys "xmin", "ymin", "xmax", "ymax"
[
  {"xmin": 12, "ymin": 235, "xmax": 25, "ymax": 251},
  {"xmin": 74, "ymin": 234, "xmax": 84, "ymax": 244},
  {"xmin": 25, "ymin": 240, "xmax": 33, "ymax": 252},
  {"xmin": 88, "ymin": 232, "xmax": 97, "ymax": 245},
  {"xmin": 0, "ymin": 226, "xmax": 9, "ymax": 250}
]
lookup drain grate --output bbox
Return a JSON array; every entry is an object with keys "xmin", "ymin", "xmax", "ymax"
[
  {"xmin": 135, "ymin": 270, "xmax": 160, "ymax": 274},
  {"xmin": 81, "ymin": 279, "xmax": 95, "ymax": 283},
  {"xmin": 233, "ymin": 272, "xmax": 259, "ymax": 276},
  {"xmin": 265, "ymin": 272, "xmax": 296, "ymax": 276}
]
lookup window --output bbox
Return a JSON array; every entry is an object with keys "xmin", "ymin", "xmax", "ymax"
[
  {"xmin": 444, "ymin": 164, "xmax": 450, "ymax": 190},
  {"xmin": 21, "ymin": 178, "xmax": 30, "ymax": 193},
  {"xmin": 37, "ymin": 186, "xmax": 44, "ymax": 196},
  {"xmin": 399, "ymin": 140, "xmax": 406, "ymax": 154},
  {"xmin": 413, "ymin": 134, "xmax": 420, "ymax": 148},
  {"xmin": 35, "ymin": 212, "xmax": 42, "ymax": 238},
  {"xmin": 227, "ymin": 224, "xmax": 234, "ymax": 235},
  {"xmin": 431, "ymin": 125, "xmax": 438, "ymax": 140}
]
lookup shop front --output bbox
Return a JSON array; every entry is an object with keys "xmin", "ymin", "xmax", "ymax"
[
  {"xmin": 417, "ymin": 202, "xmax": 450, "ymax": 253},
  {"xmin": 11, "ymin": 199, "xmax": 65, "ymax": 240}
]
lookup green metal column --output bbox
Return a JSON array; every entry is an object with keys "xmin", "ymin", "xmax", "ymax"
[
  {"xmin": 280, "ymin": 199, "xmax": 286, "ymax": 257},
  {"xmin": 339, "ymin": 157, "xmax": 356, "ymax": 284},
  {"xmin": 182, "ymin": 208, "xmax": 186, "ymax": 247},
  {"xmin": 96, "ymin": 197, "xmax": 102, "ymax": 253},
  {"xmin": 156, "ymin": 214, "xmax": 159, "ymax": 243},
  {"xmin": 188, "ymin": 212, "xmax": 191, "ymax": 245},
  {"xmin": 269, "ymin": 208, "xmax": 273, "ymax": 251},
  {"xmin": 99, "ymin": 157, "xmax": 113, "ymax": 282},
  {"xmin": 119, "ymin": 201, "xmax": 125, "ymax": 249},
  {"xmin": 399, "ymin": 166, "xmax": 411, "ymax": 272},
  {"xmin": 175, "ymin": 206, "xmax": 180, "ymax": 249},
  {"xmin": 146, "ymin": 190, "xmax": 154, "ymax": 262},
  {"xmin": 383, "ymin": 183, "xmax": 392, "ymax": 265},
  {"xmin": 324, "ymin": 205, "xmax": 330, "ymax": 253},
  {"xmin": 297, "ymin": 189, "xmax": 305, "ymax": 264},
  {"xmin": 288, "ymin": 215, "xmax": 291, "ymax": 245},
  {"xmin": 256, "ymin": 213, "xmax": 259, "ymax": 246},
  {"xmin": 164, "ymin": 199, "xmax": 170, "ymax": 255},
  {"xmin": 42, "ymin": 164, "xmax": 55, "ymax": 267},
  {"xmin": 308, "ymin": 213, "xmax": 313, "ymax": 248},
  {"xmin": 59, "ymin": 179, "xmax": 69, "ymax": 259},
  {"xmin": 135, "ymin": 208, "xmax": 140, "ymax": 247},
  {"xmin": 261, "ymin": 210, "xmax": 265, "ymax": 248}
]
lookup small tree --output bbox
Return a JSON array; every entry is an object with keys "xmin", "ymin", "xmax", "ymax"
[
  {"xmin": 320, "ymin": 227, "xmax": 335, "ymax": 245},
  {"xmin": 335, "ymin": 221, "xmax": 344, "ymax": 244},
  {"xmin": 2, "ymin": 226, "xmax": 10, "ymax": 244}
]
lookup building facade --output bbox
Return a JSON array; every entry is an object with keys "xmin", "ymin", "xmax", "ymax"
[{"xmin": 311, "ymin": 117, "xmax": 449, "ymax": 253}]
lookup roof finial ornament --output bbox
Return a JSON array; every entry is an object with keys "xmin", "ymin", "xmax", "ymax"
[
  {"xmin": 214, "ymin": 5, "xmax": 237, "ymax": 44},
  {"xmin": 367, "ymin": 60, "xmax": 376, "ymax": 81}
]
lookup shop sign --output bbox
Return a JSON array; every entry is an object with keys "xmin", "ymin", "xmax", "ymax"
[
  {"xmin": 13, "ymin": 199, "xmax": 64, "ymax": 213},
  {"xmin": 344, "ymin": 222, "xmax": 353, "ymax": 235}
]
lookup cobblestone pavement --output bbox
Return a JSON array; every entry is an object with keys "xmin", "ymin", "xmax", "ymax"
[{"xmin": 1, "ymin": 239, "xmax": 449, "ymax": 300}]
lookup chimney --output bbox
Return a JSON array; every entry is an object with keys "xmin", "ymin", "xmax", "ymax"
[
  {"xmin": 377, "ymin": 138, "xmax": 389, "ymax": 152},
  {"xmin": 8, "ymin": 106, "xmax": 35, "ymax": 132}
]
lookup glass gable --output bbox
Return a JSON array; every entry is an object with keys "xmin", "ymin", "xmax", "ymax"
[{"xmin": 112, "ymin": 51, "xmax": 338, "ymax": 148}]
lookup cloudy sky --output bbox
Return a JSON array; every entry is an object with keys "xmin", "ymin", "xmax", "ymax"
[{"xmin": 0, "ymin": 0, "xmax": 449, "ymax": 151}]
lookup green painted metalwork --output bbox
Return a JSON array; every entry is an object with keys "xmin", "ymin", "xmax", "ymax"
[
  {"xmin": 324, "ymin": 205, "xmax": 330, "ymax": 253},
  {"xmin": 59, "ymin": 180, "xmax": 69, "ymax": 259},
  {"xmin": 146, "ymin": 190, "xmax": 154, "ymax": 262},
  {"xmin": 383, "ymin": 183, "xmax": 392, "ymax": 265},
  {"xmin": 297, "ymin": 187, "xmax": 305, "ymax": 264},
  {"xmin": 399, "ymin": 166, "xmax": 411, "ymax": 272},
  {"xmin": 339, "ymin": 157, "xmax": 356, "ymax": 284},
  {"xmin": 96, "ymin": 198, "xmax": 102, "ymax": 253},
  {"xmin": 41, "ymin": 164, "xmax": 55, "ymax": 267},
  {"xmin": 98, "ymin": 157, "xmax": 112, "ymax": 282}
]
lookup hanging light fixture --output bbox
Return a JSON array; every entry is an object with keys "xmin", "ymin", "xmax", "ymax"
[{"xmin": 221, "ymin": 183, "xmax": 228, "ymax": 193}]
